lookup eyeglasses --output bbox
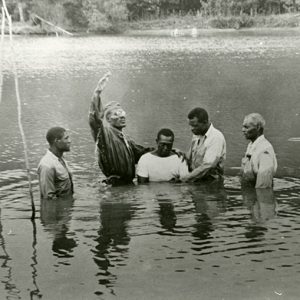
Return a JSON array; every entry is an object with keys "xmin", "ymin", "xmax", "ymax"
[{"xmin": 110, "ymin": 109, "xmax": 126, "ymax": 119}]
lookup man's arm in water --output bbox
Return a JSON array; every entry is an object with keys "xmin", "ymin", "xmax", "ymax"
[
  {"xmin": 137, "ymin": 175, "xmax": 149, "ymax": 184},
  {"xmin": 136, "ymin": 154, "xmax": 150, "ymax": 184}
]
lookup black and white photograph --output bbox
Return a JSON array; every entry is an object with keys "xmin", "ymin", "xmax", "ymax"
[{"xmin": 0, "ymin": 0, "xmax": 299, "ymax": 299}]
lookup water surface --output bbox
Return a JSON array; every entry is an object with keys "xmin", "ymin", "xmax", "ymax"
[{"xmin": 0, "ymin": 32, "xmax": 300, "ymax": 299}]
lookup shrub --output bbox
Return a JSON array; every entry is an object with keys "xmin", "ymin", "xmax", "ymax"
[
  {"xmin": 63, "ymin": 1, "xmax": 88, "ymax": 28},
  {"xmin": 209, "ymin": 14, "xmax": 254, "ymax": 29}
]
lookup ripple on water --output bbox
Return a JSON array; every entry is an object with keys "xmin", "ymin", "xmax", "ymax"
[{"xmin": 1, "ymin": 34, "xmax": 300, "ymax": 298}]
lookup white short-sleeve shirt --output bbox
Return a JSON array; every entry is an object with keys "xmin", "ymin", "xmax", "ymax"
[{"xmin": 137, "ymin": 153, "xmax": 189, "ymax": 182}]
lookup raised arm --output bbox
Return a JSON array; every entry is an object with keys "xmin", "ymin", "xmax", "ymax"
[{"xmin": 88, "ymin": 72, "xmax": 111, "ymax": 142}]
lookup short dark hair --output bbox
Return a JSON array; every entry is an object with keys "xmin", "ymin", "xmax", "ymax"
[
  {"xmin": 46, "ymin": 127, "xmax": 66, "ymax": 145},
  {"xmin": 157, "ymin": 128, "xmax": 174, "ymax": 140},
  {"xmin": 188, "ymin": 107, "xmax": 209, "ymax": 123}
]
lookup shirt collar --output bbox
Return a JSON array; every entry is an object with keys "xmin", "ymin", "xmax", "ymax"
[
  {"xmin": 249, "ymin": 134, "xmax": 265, "ymax": 148},
  {"xmin": 204, "ymin": 123, "xmax": 214, "ymax": 138},
  {"xmin": 192, "ymin": 123, "xmax": 214, "ymax": 140},
  {"xmin": 110, "ymin": 125, "xmax": 124, "ymax": 138},
  {"xmin": 247, "ymin": 135, "xmax": 265, "ymax": 155},
  {"xmin": 109, "ymin": 126, "xmax": 130, "ymax": 149},
  {"xmin": 47, "ymin": 149, "xmax": 64, "ymax": 161}
]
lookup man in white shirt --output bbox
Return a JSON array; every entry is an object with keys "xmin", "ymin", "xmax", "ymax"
[
  {"xmin": 38, "ymin": 127, "xmax": 73, "ymax": 199},
  {"xmin": 137, "ymin": 128, "xmax": 189, "ymax": 183},
  {"xmin": 181, "ymin": 107, "xmax": 226, "ymax": 182},
  {"xmin": 241, "ymin": 113, "xmax": 277, "ymax": 188}
]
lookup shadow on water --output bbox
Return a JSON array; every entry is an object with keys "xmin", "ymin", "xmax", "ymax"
[
  {"xmin": 92, "ymin": 189, "xmax": 134, "ymax": 297},
  {"xmin": 40, "ymin": 196, "xmax": 77, "ymax": 260}
]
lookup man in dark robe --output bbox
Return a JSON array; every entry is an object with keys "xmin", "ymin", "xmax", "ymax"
[{"xmin": 88, "ymin": 72, "xmax": 151, "ymax": 185}]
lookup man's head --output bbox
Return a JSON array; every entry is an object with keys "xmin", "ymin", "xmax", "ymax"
[
  {"xmin": 242, "ymin": 113, "xmax": 265, "ymax": 142},
  {"xmin": 46, "ymin": 127, "xmax": 71, "ymax": 152},
  {"xmin": 188, "ymin": 107, "xmax": 210, "ymax": 136},
  {"xmin": 156, "ymin": 128, "xmax": 174, "ymax": 157},
  {"xmin": 104, "ymin": 101, "xmax": 126, "ymax": 130}
]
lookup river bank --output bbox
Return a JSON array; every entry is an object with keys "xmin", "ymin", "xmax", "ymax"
[
  {"xmin": 5, "ymin": 13, "xmax": 300, "ymax": 36},
  {"xmin": 124, "ymin": 27, "xmax": 300, "ymax": 38}
]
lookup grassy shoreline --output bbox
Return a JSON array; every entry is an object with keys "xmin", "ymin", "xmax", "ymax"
[
  {"xmin": 124, "ymin": 27, "xmax": 300, "ymax": 37},
  {"xmin": 7, "ymin": 13, "xmax": 300, "ymax": 36}
]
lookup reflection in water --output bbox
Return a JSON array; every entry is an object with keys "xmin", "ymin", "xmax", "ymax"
[
  {"xmin": 30, "ymin": 220, "xmax": 42, "ymax": 300},
  {"xmin": 92, "ymin": 191, "xmax": 134, "ymax": 296},
  {"xmin": 190, "ymin": 183, "xmax": 227, "ymax": 240},
  {"xmin": 182, "ymin": 183, "xmax": 228, "ymax": 263},
  {"xmin": 40, "ymin": 196, "xmax": 77, "ymax": 259},
  {"xmin": 150, "ymin": 184, "xmax": 179, "ymax": 234},
  {"xmin": 242, "ymin": 188, "xmax": 277, "ymax": 239},
  {"xmin": 0, "ymin": 209, "xmax": 21, "ymax": 299},
  {"xmin": 242, "ymin": 188, "xmax": 277, "ymax": 223},
  {"xmin": 0, "ymin": 35, "xmax": 300, "ymax": 299},
  {"xmin": 158, "ymin": 200, "xmax": 177, "ymax": 233}
]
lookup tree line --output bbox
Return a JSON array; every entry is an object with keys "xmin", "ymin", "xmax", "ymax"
[{"xmin": 5, "ymin": 0, "xmax": 300, "ymax": 32}]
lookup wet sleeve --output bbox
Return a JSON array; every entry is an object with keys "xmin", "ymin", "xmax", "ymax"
[
  {"xmin": 136, "ymin": 156, "xmax": 149, "ymax": 179},
  {"xmin": 38, "ymin": 166, "xmax": 57, "ymax": 200},
  {"xmin": 130, "ymin": 140, "xmax": 153, "ymax": 163},
  {"xmin": 178, "ymin": 160, "xmax": 190, "ymax": 179},
  {"xmin": 88, "ymin": 90, "xmax": 104, "ymax": 142},
  {"xmin": 186, "ymin": 146, "xmax": 192, "ymax": 171},
  {"xmin": 256, "ymin": 152, "xmax": 275, "ymax": 188},
  {"xmin": 186, "ymin": 136, "xmax": 225, "ymax": 181}
]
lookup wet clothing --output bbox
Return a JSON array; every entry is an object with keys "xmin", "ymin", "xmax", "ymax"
[
  {"xmin": 137, "ymin": 153, "xmax": 189, "ymax": 182},
  {"xmin": 186, "ymin": 123, "xmax": 226, "ymax": 182},
  {"xmin": 242, "ymin": 187, "xmax": 277, "ymax": 222},
  {"xmin": 89, "ymin": 90, "xmax": 149, "ymax": 183},
  {"xmin": 241, "ymin": 135, "xmax": 277, "ymax": 188},
  {"xmin": 38, "ymin": 150, "xmax": 73, "ymax": 199}
]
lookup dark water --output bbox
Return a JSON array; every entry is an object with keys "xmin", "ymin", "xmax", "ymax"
[{"xmin": 0, "ymin": 32, "xmax": 300, "ymax": 299}]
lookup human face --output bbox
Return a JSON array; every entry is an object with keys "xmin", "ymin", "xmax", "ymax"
[
  {"xmin": 108, "ymin": 108, "xmax": 126, "ymax": 129},
  {"xmin": 156, "ymin": 135, "xmax": 174, "ymax": 157},
  {"xmin": 188, "ymin": 117, "xmax": 209, "ymax": 136},
  {"xmin": 56, "ymin": 131, "xmax": 71, "ymax": 152},
  {"xmin": 242, "ymin": 117, "xmax": 260, "ymax": 142}
]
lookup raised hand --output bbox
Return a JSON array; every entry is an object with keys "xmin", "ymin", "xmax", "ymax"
[
  {"xmin": 89, "ymin": 72, "xmax": 112, "ymax": 136},
  {"xmin": 95, "ymin": 71, "xmax": 111, "ymax": 93}
]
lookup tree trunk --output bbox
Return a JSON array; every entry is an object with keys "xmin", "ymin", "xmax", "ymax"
[{"xmin": 18, "ymin": 2, "xmax": 25, "ymax": 22}]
